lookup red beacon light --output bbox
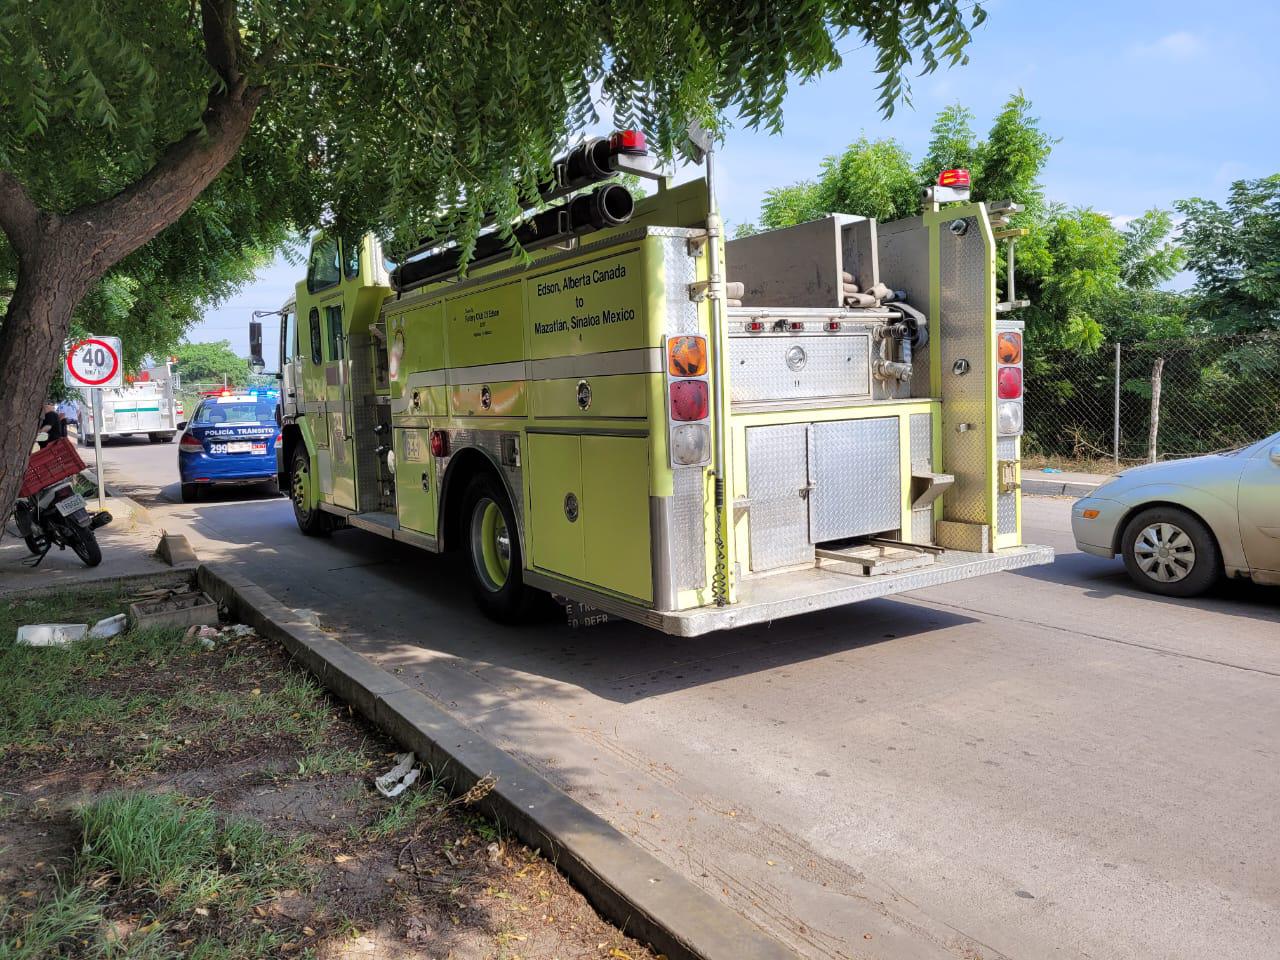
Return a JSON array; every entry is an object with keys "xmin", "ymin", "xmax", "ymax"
[
  {"xmin": 938, "ymin": 168, "xmax": 971, "ymax": 188},
  {"xmin": 609, "ymin": 129, "xmax": 647, "ymax": 155}
]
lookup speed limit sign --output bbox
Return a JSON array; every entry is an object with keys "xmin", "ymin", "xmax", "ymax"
[{"xmin": 65, "ymin": 336, "xmax": 123, "ymax": 389}]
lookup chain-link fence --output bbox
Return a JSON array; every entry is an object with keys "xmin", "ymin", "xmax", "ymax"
[
  {"xmin": 1025, "ymin": 331, "xmax": 1280, "ymax": 471},
  {"xmin": 175, "ymin": 375, "xmax": 277, "ymax": 420}
]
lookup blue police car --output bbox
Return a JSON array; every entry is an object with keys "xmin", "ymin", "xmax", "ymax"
[{"xmin": 177, "ymin": 392, "xmax": 281, "ymax": 502}]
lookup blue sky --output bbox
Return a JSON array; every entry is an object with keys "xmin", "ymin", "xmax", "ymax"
[{"xmin": 194, "ymin": 0, "xmax": 1280, "ymax": 363}]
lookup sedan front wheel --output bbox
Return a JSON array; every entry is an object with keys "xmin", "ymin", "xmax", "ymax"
[{"xmin": 1121, "ymin": 506, "xmax": 1220, "ymax": 598}]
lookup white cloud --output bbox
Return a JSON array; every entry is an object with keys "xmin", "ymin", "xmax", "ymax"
[{"xmin": 1132, "ymin": 31, "xmax": 1204, "ymax": 60}]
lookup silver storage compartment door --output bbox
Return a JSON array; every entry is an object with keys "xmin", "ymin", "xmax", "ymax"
[
  {"xmin": 809, "ymin": 417, "xmax": 901, "ymax": 542},
  {"xmin": 746, "ymin": 424, "xmax": 814, "ymax": 571},
  {"xmin": 730, "ymin": 333, "xmax": 872, "ymax": 404}
]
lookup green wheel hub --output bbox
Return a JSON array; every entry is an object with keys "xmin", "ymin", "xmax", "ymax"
[
  {"xmin": 470, "ymin": 497, "xmax": 511, "ymax": 592},
  {"xmin": 292, "ymin": 458, "xmax": 312, "ymax": 512}
]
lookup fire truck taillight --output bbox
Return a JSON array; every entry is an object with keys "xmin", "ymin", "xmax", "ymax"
[
  {"xmin": 668, "ymin": 335, "xmax": 707, "ymax": 377},
  {"xmin": 998, "ymin": 331, "xmax": 1023, "ymax": 364},
  {"xmin": 997, "ymin": 366, "xmax": 1023, "ymax": 399},
  {"xmin": 671, "ymin": 424, "xmax": 710, "ymax": 465},
  {"xmin": 669, "ymin": 380, "xmax": 709, "ymax": 421},
  {"xmin": 826, "ymin": 320, "xmax": 842, "ymax": 332},
  {"xmin": 745, "ymin": 321, "xmax": 764, "ymax": 333},
  {"xmin": 938, "ymin": 168, "xmax": 971, "ymax": 188},
  {"xmin": 998, "ymin": 401, "xmax": 1024, "ymax": 435},
  {"xmin": 429, "ymin": 430, "xmax": 449, "ymax": 458}
]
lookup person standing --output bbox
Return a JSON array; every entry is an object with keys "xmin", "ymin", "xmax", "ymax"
[{"xmin": 57, "ymin": 397, "xmax": 79, "ymax": 436}]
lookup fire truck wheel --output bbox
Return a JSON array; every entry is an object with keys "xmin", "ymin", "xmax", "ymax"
[
  {"xmin": 1121, "ymin": 505, "xmax": 1220, "ymax": 598},
  {"xmin": 290, "ymin": 446, "xmax": 331, "ymax": 536},
  {"xmin": 462, "ymin": 473, "xmax": 536, "ymax": 623}
]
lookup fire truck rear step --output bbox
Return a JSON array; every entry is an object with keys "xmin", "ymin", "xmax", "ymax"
[{"xmin": 815, "ymin": 542, "xmax": 935, "ymax": 576}]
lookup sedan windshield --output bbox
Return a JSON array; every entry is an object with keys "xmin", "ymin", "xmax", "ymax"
[{"xmin": 193, "ymin": 398, "xmax": 277, "ymax": 426}]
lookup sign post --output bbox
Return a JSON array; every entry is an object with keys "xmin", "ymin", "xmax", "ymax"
[{"xmin": 64, "ymin": 336, "xmax": 123, "ymax": 510}]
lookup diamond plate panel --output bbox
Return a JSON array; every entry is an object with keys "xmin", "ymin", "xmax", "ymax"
[
  {"xmin": 729, "ymin": 334, "xmax": 871, "ymax": 403},
  {"xmin": 672, "ymin": 466, "xmax": 707, "ymax": 589},
  {"xmin": 809, "ymin": 417, "xmax": 901, "ymax": 542},
  {"xmin": 662, "ymin": 237, "xmax": 700, "ymax": 335},
  {"xmin": 911, "ymin": 508, "xmax": 934, "ymax": 545},
  {"xmin": 746, "ymin": 424, "xmax": 813, "ymax": 570},
  {"xmin": 997, "ymin": 435, "xmax": 1018, "ymax": 535},
  {"xmin": 909, "ymin": 412, "xmax": 933, "ymax": 469},
  {"xmin": 939, "ymin": 218, "xmax": 991, "ymax": 525}
]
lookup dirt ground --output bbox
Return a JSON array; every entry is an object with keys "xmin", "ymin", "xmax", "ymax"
[{"xmin": 0, "ymin": 584, "xmax": 657, "ymax": 960}]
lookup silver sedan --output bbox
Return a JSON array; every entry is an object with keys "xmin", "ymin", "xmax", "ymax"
[{"xmin": 1072, "ymin": 431, "xmax": 1279, "ymax": 596}]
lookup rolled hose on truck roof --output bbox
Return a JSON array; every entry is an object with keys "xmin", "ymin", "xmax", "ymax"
[{"xmin": 392, "ymin": 184, "xmax": 634, "ymax": 293}]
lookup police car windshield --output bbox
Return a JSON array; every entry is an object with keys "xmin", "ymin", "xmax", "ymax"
[{"xmin": 193, "ymin": 398, "xmax": 277, "ymax": 425}]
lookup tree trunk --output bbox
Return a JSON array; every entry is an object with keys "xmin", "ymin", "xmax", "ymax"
[
  {"xmin": 0, "ymin": 226, "xmax": 96, "ymax": 525},
  {"xmin": 0, "ymin": 81, "xmax": 264, "ymax": 526}
]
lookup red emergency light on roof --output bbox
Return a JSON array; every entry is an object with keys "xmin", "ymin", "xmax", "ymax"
[
  {"xmin": 609, "ymin": 129, "xmax": 647, "ymax": 155},
  {"xmin": 938, "ymin": 168, "xmax": 971, "ymax": 188}
]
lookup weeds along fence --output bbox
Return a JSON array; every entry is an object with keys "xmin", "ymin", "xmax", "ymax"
[{"xmin": 1025, "ymin": 331, "xmax": 1280, "ymax": 467}]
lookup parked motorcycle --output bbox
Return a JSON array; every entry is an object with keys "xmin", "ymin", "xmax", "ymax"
[{"xmin": 11, "ymin": 436, "xmax": 111, "ymax": 567}]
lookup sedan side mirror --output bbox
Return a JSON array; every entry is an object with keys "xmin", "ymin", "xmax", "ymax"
[
  {"xmin": 1270, "ymin": 446, "xmax": 1280, "ymax": 466},
  {"xmin": 177, "ymin": 421, "xmax": 188, "ymax": 431}
]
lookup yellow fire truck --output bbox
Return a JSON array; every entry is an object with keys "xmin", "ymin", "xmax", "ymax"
[{"xmin": 256, "ymin": 132, "xmax": 1051, "ymax": 635}]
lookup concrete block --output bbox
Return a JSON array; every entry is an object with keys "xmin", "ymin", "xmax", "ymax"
[
  {"xmin": 129, "ymin": 591, "xmax": 218, "ymax": 631},
  {"xmin": 154, "ymin": 532, "xmax": 198, "ymax": 566}
]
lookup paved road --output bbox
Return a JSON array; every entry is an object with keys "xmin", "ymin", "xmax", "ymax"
[{"xmin": 100, "ymin": 437, "xmax": 1280, "ymax": 960}]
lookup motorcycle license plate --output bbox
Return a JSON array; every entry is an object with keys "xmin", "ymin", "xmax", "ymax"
[{"xmin": 55, "ymin": 494, "xmax": 86, "ymax": 516}]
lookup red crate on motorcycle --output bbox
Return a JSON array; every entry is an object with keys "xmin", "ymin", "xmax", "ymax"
[{"xmin": 20, "ymin": 438, "xmax": 87, "ymax": 498}]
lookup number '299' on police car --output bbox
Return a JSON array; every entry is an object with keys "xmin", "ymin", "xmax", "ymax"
[{"xmin": 177, "ymin": 392, "xmax": 281, "ymax": 502}]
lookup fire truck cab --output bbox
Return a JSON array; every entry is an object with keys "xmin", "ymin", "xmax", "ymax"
[{"xmin": 265, "ymin": 137, "xmax": 1051, "ymax": 635}]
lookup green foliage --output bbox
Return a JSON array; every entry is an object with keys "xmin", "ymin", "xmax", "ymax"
[
  {"xmin": 175, "ymin": 340, "xmax": 249, "ymax": 385},
  {"xmin": 918, "ymin": 103, "xmax": 982, "ymax": 191},
  {"xmin": 760, "ymin": 137, "xmax": 919, "ymax": 228},
  {"xmin": 1176, "ymin": 174, "xmax": 1280, "ymax": 333},
  {"xmin": 0, "ymin": 0, "xmax": 989, "ymax": 253}
]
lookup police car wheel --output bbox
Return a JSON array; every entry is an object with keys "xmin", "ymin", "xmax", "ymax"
[
  {"xmin": 462, "ymin": 473, "xmax": 536, "ymax": 624},
  {"xmin": 181, "ymin": 483, "xmax": 201, "ymax": 503}
]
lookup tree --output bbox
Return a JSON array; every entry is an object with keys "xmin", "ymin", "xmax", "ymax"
[
  {"xmin": 1175, "ymin": 174, "xmax": 1280, "ymax": 334},
  {"xmin": 174, "ymin": 340, "xmax": 250, "ymax": 385},
  {"xmin": 917, "ymin": 103, "xmax": 981, "ymax": 191},
  {"xmin": 757, "ymin": 137, "xmax": 919, "ymax": 230},
  {"xmin": 0, "ymin": 1, "xmax": 988, "ymax": 523}
]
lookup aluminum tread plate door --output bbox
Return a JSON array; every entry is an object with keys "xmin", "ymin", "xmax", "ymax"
[
  {"xmin": 809, "ymin": 417, "xmax": 902, "ymax": 542},
  {"xmin": 730, "ymin": 334, "xmax": 872, "ymax": 404},
  {"xmin": 746, "ymin": 424, "xmax": 813, "ymax": 571},
  {"xmin": 997, "ymin": 435, "xmax": 1019, "ymax": 535}
]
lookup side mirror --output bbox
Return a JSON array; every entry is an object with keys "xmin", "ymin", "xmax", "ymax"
[
  {"xmin": 1270, "ymin": 446, "xmax": 1280, "ymax": 466},
  {"xmin": 177, "ymin": 421, "xmax": 188, "ymax": 431},
  {"xmin": 249, "ymin": 319, "xmax": 265, "ymax": 373}
]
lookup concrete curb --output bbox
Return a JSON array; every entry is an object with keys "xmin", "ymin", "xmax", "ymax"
[
  {"xmin": 197, "ymin": 562, "xmax": 799, "ymax": 960},
  {"xmin": 1023, "ymin": 478, "xmax": 1101, "ymax": 498},
  {"xmin": 0, "ymin": 567, "xmax": 196, "ymax": 600}
]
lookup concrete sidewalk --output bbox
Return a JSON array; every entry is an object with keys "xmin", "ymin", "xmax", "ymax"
[
  {"xmin": 1022, "ymin": 469, "xmax": 1110, "ymax": 497},
  {"xmin": 0, "ymin": 495, "xmax": 182, "ymax": 596}
]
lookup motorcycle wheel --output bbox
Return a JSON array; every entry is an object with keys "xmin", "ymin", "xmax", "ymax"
[
  {"xmin": 24, "ymin": 534, "xmax": 46, "ymax": 555},
  {"xmin": 68, "ymin": 524, "xmax": 103, "ymax": 567}
]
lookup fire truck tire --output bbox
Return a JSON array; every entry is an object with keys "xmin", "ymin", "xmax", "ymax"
[
  {"xmin": 149, "ymin": 432, "xmax": 175, "ymax": 444},
  {"xmin": 461, "ymin": 473, "xmax": 537, "ymax": 624},
  {"xmin": 1121, "ymin": 505, "xmax": 1220, "ymax": 598},
  {"xmin": 290, "ymin": 446, "xmax": 332, "ymax": 536}
]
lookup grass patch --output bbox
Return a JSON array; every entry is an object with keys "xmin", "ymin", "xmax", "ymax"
[
  {"xmin": 79, "ymin": 792, "xmax": 307, "ymax": 917},
  {"xmin": 0, "ymin": 886, "xmax": 101, "ymax": 960}
]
